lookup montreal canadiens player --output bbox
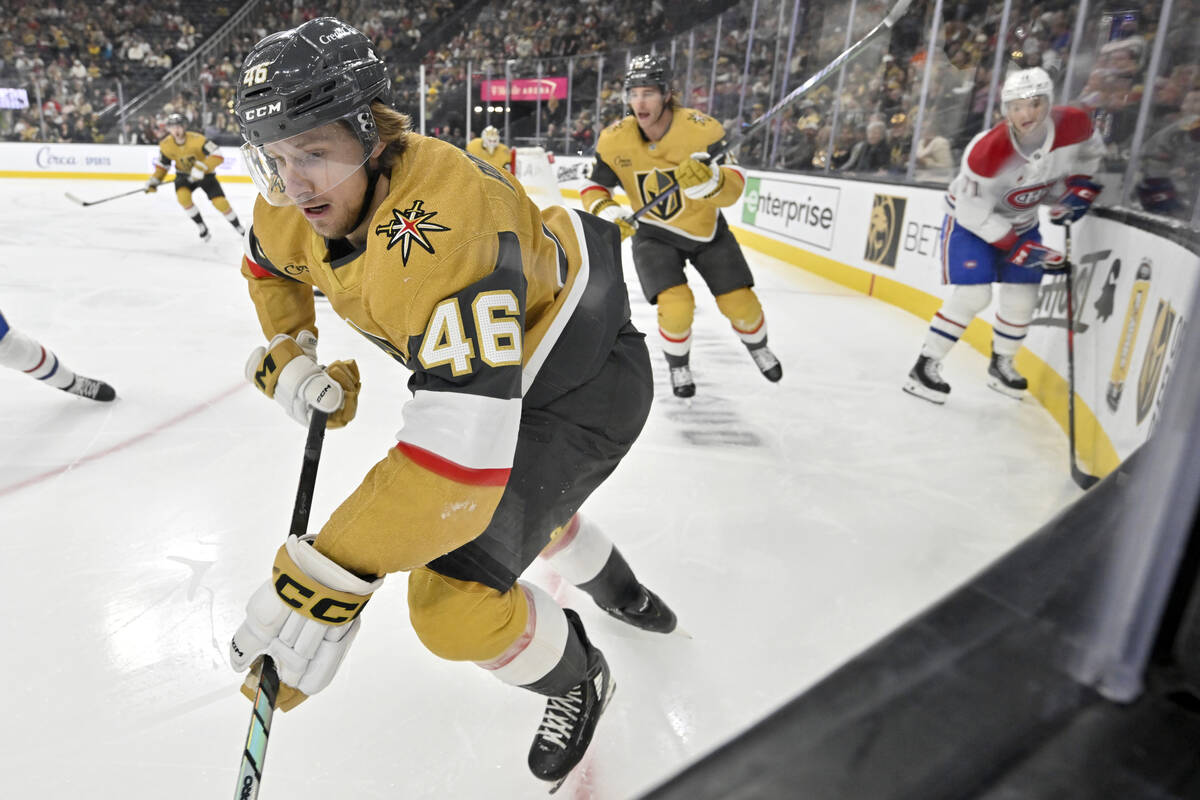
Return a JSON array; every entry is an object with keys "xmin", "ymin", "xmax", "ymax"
[{"xmin": 904, "ymin": 67, "xmax": 1105, "ymax": 404}]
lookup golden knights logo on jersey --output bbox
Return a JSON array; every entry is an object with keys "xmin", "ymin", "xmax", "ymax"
[
  {"xmin": 636, "ymin": 168, "xmax": 682, "ymax": 220},
  {"xmin": 375, "ymin": 200, "xmax": 451, "ymax": 265}
]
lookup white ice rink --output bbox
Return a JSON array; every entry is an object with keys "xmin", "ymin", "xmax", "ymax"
[{"xmin": 0, "ymin": 178, "xmax": 1083, "ymax": 799}]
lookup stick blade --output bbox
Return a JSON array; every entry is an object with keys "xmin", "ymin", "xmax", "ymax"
[
  {"xmin": 64, "ymin": 192, "xmax": 86, "ymax": 206},
  {"xmin": 1072, "ymin": 466, "xmax": 1100, "ymax": 490}
]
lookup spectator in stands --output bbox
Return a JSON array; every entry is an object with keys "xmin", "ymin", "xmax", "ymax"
[
  {"xmin": 914, "ymin": 117, "xmax": 954, "ymax": 182},
  {"xmin": 1136, "ymin": 88, "xmax": 1200, "ymax": 216},
  {"xmin": 842, "ymin": 119, "xmax": 890, "ymax": 173}
]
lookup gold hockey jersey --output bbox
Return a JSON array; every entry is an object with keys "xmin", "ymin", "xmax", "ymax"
[
  {"xmin": 241, "ymin": 134, "xmax": 629, "ymax": 578},
  {"xmin": 152, "ymin": 131, "xmax": 222, "ymax": 179},
  {"xmin": 465, "ymin": 137, "xmax": 513, "ymax": 173},
  {"xmin": 581, "ymin": 107, "xmax": 745, "ymax": 243}
]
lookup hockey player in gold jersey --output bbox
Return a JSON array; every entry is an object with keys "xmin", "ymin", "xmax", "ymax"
[
  {"xmin": 226, "ymin": 18, "xmax": 676, "ymax": 790},
  {"xmin": 465, "ymin": 124, "xmax": 513, "ymax": 173},
  {"xmin": 144, "ymin": 113, "xmax": 244, "ymax": 241},
  {"xmin": 581, "ymin": 54, "xmax": 782, "ymax": 398}
]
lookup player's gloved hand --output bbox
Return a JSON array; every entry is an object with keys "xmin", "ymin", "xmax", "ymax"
[
  {"xmin": 1049, "ymin": 175, "xmax": 1102, "ymax": 225},
  {"xmin": 1007, "ymin": 239, "xmax": 1066, "ymax": 271},
  {"xmin": 189, "ymin": 164, "xmax": 207, "ymax": 183},
  {"xmin": 230, "ymin": 534, "xmax": 384, "ymax": 711},
  {"xmin": 676, "ymin": 152, "xmax": 724, "ymax": 200},
  {"xmin": 591, "ymin": 197, "xmax": 638, "ymax": 241},
  {"xmin": 244, "ymin": 331, "xmax": 360, "ymax": 428},
  {"xmin": 144, "ymin": 176, "xmax": 160, "ymax": 194},
  {"xmin": 1136, "ymin": 176, "xmax": 1181, "ymax": 214}
]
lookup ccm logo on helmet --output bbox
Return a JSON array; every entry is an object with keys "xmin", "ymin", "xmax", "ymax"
[
  {"xmin": 1005, "ymin": 180, "xmax": 1054, "ymax": 209},
  {"xmin": 244, "ymin": 101, "xmax": 282, "ymax": 121}
]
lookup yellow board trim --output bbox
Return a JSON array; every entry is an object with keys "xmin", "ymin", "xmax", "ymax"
[{"xmin": 728, "ymin": 224, "xmax": 1120, "ymax": 478}]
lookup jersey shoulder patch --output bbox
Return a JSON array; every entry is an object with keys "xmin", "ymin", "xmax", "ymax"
[
  {"xmin": 966, "ymin": 123, "xmax": 1017, "ymax": 178},
  {"xmin": 1051, "ymin": 106, "xmax": 1094, "ymax": 149}
]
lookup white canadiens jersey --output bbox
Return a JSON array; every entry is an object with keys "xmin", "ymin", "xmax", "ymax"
[{"xmin": 945, "ymin": 106, "xmax": 1105, "ymax": 244}]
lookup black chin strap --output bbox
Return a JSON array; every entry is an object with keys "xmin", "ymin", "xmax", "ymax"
[{"xmin": 350, "ymin": 165, "xmax": 382, "ymax": 232}]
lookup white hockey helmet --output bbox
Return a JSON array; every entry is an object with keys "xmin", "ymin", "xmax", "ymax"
[
  {"xmin": 482, "ymin": 125, "xmax": 500, "ymax": 151},
  {"xmin": 1001, "ymin": 67, "xmax": 1053, "ymax": 113}
]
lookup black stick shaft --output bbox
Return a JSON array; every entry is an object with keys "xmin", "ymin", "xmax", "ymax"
[
  {"xmin": 1064, "ymin": 226, "xmax": 1099, "ymax": 489},
  {"xmin": 234, "ymin": 409, "xmax": 329, "ymax": 799}
]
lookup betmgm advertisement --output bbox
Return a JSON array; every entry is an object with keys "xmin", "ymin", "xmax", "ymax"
[{"xmin": 741, "ymin": 175, "xmax": 839, "ymax": 251}]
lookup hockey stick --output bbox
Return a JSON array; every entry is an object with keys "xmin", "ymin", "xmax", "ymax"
[
  {"xmin": 64, "ymin": 187, "xmax": 148, "ymax": 207},
  {"xmin": 1063, "ymin": 226, "xmax": 1100, "ymax": 490},
  {"xmin": 234, "ymin": 409, "xmax": 329, "ymax": 800},
  {"xmin": 629, "ymin": 0, "xmax": 915, "ymax": 222}
]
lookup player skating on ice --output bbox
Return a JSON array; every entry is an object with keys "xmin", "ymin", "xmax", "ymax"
[
  {"xmin": 904, "ymin": 67, "xmax": 1104, "ymax": 404},
  {"xmin": 144, "ymin": 113, "xmax": 245, "ymax": 242},
  {"xmin": 581, "ymin": 55, "xmax": 781, "ymax": 399},
  {"xmin": 226, "ymin": 18, "xmax": 676, "ymax": 791},
  {"xmin": 466, "ymin": 124, "xmax": 513, "ymax": 173},
  {"xmin": 0, "ymin": 309, "xmax": 115, "ymax": 401}
]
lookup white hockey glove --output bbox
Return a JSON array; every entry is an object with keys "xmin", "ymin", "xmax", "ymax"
[
  {"xmin": 230, "ymin": 534, "xmax": 384, "ymax": 711},
  {"xmin": 676, "ymin": 152, "xmax": 723, "ymax": 200},
  {"xmin": 245, "ymin": 331, "xmax": 361, "ymax": 428},
  {"xmin": 189, "ymin": 164, "xmax": 207, "ymax": 182},
  {"xmin": 590, "ymin": 197, "xmax": 638, "ymax": 241},
  {"xmin": 144, "ymin": 176, "xmax": 161, "ymax": 193}
]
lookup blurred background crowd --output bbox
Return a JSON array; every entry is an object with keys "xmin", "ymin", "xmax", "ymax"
[{"xmin": 2, "ymin": 0, "xmax": 1199, "ymax": 222}]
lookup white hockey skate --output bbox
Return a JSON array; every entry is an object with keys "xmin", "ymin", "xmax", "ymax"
[
  {"xmin": 903, "ymin": 355, "xmax": 950, "ymax": 404},
  {"xmin": 987, "ymin": 353, "xmax": 1027, "ymax": 399}
]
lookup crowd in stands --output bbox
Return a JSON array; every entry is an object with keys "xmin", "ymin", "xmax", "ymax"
[{"xmin": 3, "ymin": 0, "xmax": 1199, "ymax": 220}]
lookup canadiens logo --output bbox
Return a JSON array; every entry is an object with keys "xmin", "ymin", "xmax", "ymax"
[
  {"xmin": 374, "ymin": 200, "xmax": 450, "ymax": 265},
  {"xmin": 1005, "ymin": 180, "xmax": 1055, "ymax": 209}
]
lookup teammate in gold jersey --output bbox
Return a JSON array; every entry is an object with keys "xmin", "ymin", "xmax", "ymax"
[
  {"xmin": 581, "ymin": 54, "xmax": 782, "ymax": 398},
  {"xmin": 144, "ymin": 113, "xmax": 245, "ymax": 241},
  {"xmin": 226, "ymin": 18, "xmax": 675, "ymax": 789},
  {"xmin": 466, "ymin": 124, "xmax": 513, "ymax": 173}
]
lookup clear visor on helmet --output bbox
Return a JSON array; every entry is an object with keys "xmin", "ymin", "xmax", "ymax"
[
  {"xmin": 240, "ymin": 108, "xmax": 379, "ymax": 207},
  {"xmin": 623, "ymin": 84, "xmax": 666, "ymax": 105}
]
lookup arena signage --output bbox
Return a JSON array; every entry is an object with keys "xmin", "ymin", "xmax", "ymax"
[{"xmin": 480, "ymin": 78, "xmax": 568, "ymax": 101}]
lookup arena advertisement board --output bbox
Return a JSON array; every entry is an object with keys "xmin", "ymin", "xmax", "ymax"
[
  {"xmin": 738, "ymin": 175, "xmax": 840, "ymax": 252},
  {"xmin": 0, "ymin": 142, "xmax": 249, "ymax": 177}
]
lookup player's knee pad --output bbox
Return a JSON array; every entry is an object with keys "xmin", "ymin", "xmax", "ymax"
[
  {"xmin": 474, "ymin": 581, "xmax": 577, "ymax": 691},
  {"xmin": 942, "ymin": 283, "xmax": 993, "ymax": 324},
  {"xmin": 176, "ymin": 187, "xmax": 194, "ymax": 208},
  {"xmin": 996, "ymin": 282, "xmax": 1038, "ymax": 324},
  {"xmin": 715, "ymin": 287, "xmax": 765, "ymax": 337},
  {"xmin": 993, "ymin": 282, "xmax": 1039, "ymax": 355},
  {"xmin": 656, "ymin": 283, "xmax": 695, "ymax": 338},
  {"xmin": 212, "ymin": 196, "xmax": 233, "ymax": 214},
  {"xmin": 407, "ymin": 567, "xmax": 529, "ymax": 662}
]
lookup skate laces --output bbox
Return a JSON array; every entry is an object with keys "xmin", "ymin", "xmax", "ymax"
[
  {"xmin": 68, "ymin": 377, "xmax": 102, "ymax": 398},
  {"xmin": 992, "ymin": 355, "xmax": 1020, "ymax": 380},
  {"xmin": 536, "ymin": 685, "xmax": 585, "ymax": 749},
  {"xmin": 669, "ymin": 365, "xmax": 693, "ymax": 386},
  {"xmin": 750, "ymin": 347, "xmax": 779, "ymax": 370}
]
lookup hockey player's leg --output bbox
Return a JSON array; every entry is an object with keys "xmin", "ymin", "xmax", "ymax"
[
  {"xmin": 988, "ymin": 282, "xmax": 1038, "ymax": 398},
  {"xmin": 212, "ymin": 194, "xmax": 246, "ymax": 235},
  {"xmin": 657, "ymin": 283, "xmax": 696, "ymax": 398},
  {"xmin": 903, "ymin": 283, "xmax": 992, "ymax": 404},
  {"xmin": 541, "ymin": 514, "xmax": 677, "ymax": 633},
  {"xmin": 408, "ymin": 571, "xmax": 614, "ymax": 789},
  {"xmin": 176, "ymin": 185, "xmax": 210, "ymax": 241},
  {"xmin": 715, "ymin": 287, "xmax": 782, "ymax": 382},
  {"xmin": 0, "ymin": 314, "xmax": 115, "ymax": 401}
]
